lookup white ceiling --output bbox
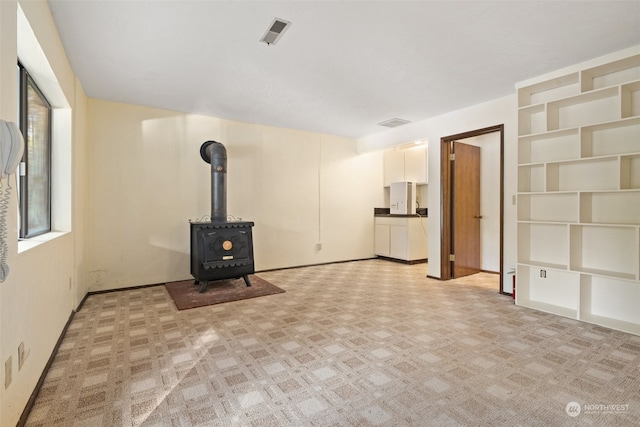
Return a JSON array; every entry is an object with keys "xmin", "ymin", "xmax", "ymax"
[{"xmin": 47, "ymin": 0, "xmax": 640, "ymax": 139}]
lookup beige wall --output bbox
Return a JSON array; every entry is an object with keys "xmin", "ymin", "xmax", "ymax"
[
  {"xmin": 86, "ymin": 99, "xmax": 385, "ymax": 291},
  {"xmin": 0, "ymin": 1, "xmax": 89, "ymax": 426}
]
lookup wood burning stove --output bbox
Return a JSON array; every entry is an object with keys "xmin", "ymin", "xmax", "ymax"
[
  {"xmin": 190, "ymin": 141, "xmax": 255, "ymax": 293},
  {"xmin": 190, "ymin": 221, "xmax": 255, "ymax": 292}
]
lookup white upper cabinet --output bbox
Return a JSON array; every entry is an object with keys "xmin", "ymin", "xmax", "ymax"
[
  {"xmin": 404, "ymin": 146, "xmax": 428, "ymax": 184},
  {"xmin": 383, "ymin": 145, "xmax": 428, "ymax": 186},
  {"xmin": 383, "ymin": 150, "xmax": 405, "ymax": 186}
]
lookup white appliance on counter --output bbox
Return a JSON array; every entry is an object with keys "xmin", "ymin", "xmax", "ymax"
[{"xmin": 390, "ymin": 181, "xmax": 416, "ymax": 215}]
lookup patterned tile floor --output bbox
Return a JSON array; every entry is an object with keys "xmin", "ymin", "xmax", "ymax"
[{"xmin": 25, "ymin": 260, "xmax": 640, "ymax": 426}]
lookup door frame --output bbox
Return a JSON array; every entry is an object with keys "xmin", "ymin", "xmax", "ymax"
[{"xmin": 440, "ymin": 124, "xmax": 506, "ymax": 292}]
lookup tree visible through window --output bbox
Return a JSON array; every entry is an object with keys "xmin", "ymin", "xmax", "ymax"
[{"xmin": 18, "ymin": 63, "xmax": 51, "ymax": 238}]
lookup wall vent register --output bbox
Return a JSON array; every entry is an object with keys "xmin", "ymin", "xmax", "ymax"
[
  {"xmin": 260, "ymin": 18, "xmax": 291, "ymax": 45},
  {"xmin": 378, "ymin": 118, "xmax": 411, "ymax": 128}
]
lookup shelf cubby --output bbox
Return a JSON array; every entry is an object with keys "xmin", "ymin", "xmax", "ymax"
[
  {"xmin": 621, "ymin": 81, "xmax": 640, "ymax": 118},
  {"xmin": 518, "ymin": 193, "xmax": 578, "ymax": 223},
  {"xmin": 620, "ymin": 154, "xmax": 640, "ymax": 189},
  {"xmin": 546, "ymin": 157, "xmax": 619, "ymax": 192},
  {"xmin": 516, "ymin": 264, "xmax": 579, "ymax": 318},
  {"xmin": 581, "ymin": 54, "xmax": 640, "ymax": 91},
  {"xmin": 580, "ymin": 191, "xmax": 640, "ymax": 225},
  {"xmin": 518, "ymin": 104, "xmax": 546, "ymax": 136},
  {"xmin": 580, "ymin": 275, "xmax": 640, "ymax": 334},
  {"xmin": 518, "ymin": 164, "xmax": 545, "ymax": 193},
  {"xmin": 580, "ymin": 116, "xmax": 640, "ymax": 158},
  {"xmin": 518, "ymin": 128, "xmax": 579, "ymax": 164},
  {"xmin": 547, "ymin": 87, "xmax": 620, "ymax": 131},
  {"xmin": 518, "ymin": 223, "xmax": 569, "ymax": 269},
  {"xmin": 518, "ymin": 72, "xmax": 579, "ymax": 108},
  {"xmin": 569, "ymin": 224, "xmax": 638, "ymax": 280}
]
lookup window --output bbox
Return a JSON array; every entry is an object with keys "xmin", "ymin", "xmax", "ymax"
[{"xmin": 17, "ymin": 63, "xmax": 52, "ymax": 238}]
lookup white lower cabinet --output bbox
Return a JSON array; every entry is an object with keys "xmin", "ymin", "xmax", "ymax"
[
  {"xmin": 374, "ymin": 216, "xmax": 428, "ymax": 261},
  {"xmin": 374, "ymin": 224, "xmax": 391, "ymax": 256},
  {"xmin": 389, "ymin": 225, "xmax": 408, "ymax": 260}
]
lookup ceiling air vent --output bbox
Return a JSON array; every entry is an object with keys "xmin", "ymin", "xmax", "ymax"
[
  {"xmin": 378, "ymin": 118, "xmax": 411, "ymax": 128},
  {"xmin": 260, "ymin": 18, "xmax": 291, "ymax": 45}
]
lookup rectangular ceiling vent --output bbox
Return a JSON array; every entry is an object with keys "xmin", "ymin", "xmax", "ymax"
[
  {"xmin": 378, "ymin": 118, "xmax": 411, "ymax": 128},
  {"xmin": 260, "ymin": 18, "xmax": 291, "ymax": 45}
]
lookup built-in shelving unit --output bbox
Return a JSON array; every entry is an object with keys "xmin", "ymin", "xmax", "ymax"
[{"xmin": 516, "ymin": 48, "xmax": 640, "ymax": 335}]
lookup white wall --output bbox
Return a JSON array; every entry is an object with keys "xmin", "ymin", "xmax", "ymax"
[
  {"xmin": 86, "ymin": 99, "xmax": 385, "ymax": 291},
  {"xmin": 358, "ymin": 94, "xmax": 518, "ymax": 291},
  {"xmin": 0, "ymin": 1, "xmax": 88, "ymax": 426}
]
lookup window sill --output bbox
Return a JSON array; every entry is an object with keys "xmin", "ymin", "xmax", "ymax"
[{"xmin": 18, "ymin": 231, "xmax": 69, "ymax": 253}]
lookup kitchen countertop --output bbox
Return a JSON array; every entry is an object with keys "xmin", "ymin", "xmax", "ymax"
[{"xmin": 374, "ymin": 207, "xmax": 427, "ymax": 217}]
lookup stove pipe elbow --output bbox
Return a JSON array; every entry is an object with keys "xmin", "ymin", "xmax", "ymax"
[{"xmin": 200, "ymin": 141, "xmax": 227, "ymax": 222}]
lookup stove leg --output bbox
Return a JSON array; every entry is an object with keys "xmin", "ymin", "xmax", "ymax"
[
  {"xmin": 198, "ymin": 281, "xmax": 209, "ymax": 293},
  {"xmin": 243, "ymin": 275, "xmax": 252, "ymax": 287},
  {"xmin": 194, "ymin": 280, "xmax": 199, "ymax": 286}
]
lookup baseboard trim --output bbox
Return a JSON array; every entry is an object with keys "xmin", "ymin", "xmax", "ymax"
[
  {"xmin": 256, "ymin": 257, "xmax": 378, "ymax": 273},
  {"xmin": 17, "ymin": 309, "xmax": 76, "ymax": 427},
  {"xmin": 375, "ymin": 256, "xmax": 428, "ymax": 265},
  {"xmin": 85, "ymin": 282, "xmax": 164, "ymax": 297},
  {"xmin": 75, "ymin": 291, "xmax": 90, "ymax": 312}
]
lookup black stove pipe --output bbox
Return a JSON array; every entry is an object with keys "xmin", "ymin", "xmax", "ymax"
[{"xmin": 200, "ymin": 141, "xmax": 227, "ymax": 222}]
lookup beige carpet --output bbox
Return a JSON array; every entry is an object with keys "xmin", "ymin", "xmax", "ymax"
[{"xmin": 25, "ymin": 260, "xmax": 640, "ymax": 426}]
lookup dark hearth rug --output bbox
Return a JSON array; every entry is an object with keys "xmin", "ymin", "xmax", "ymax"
[{"xmin": 165, "ymin": 275, "xmax": 285, "ymax": 310}]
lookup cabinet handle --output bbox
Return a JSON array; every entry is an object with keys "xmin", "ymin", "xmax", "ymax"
[{"xmin": 474, "ymin": 215, "xmax": 483, "ymax": 219}]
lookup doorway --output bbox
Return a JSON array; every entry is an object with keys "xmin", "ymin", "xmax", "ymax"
[{"xmin": 440, "ymin": 124, "xmax": 505, "ymax": 292}]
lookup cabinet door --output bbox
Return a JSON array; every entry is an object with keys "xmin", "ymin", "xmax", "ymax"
[
  {"xmin": 374, "ymin": 224, "xmax": 390, "ymax": 256},
  {"xmin": 384, "ymin": 150, "xmax": 405, "ymax": 186},
  {"xmin": 404, "ymin": 146, "xmax": 428, "ymax": 184},
  {"xmin": 389, "ymin": 225, "xmax": 408, "ymax": 260},
  {"xmin": 407, "ymin": 217, "xmax": 428, "ymax": 260}
]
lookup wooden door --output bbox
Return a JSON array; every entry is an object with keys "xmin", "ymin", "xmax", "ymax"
[{"xmin": 452, "ymin": 141, "xmax": 481, "ymax": 278}]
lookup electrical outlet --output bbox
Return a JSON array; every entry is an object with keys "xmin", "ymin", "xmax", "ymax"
[
  {"xmin": 315, "ymin": 243, "xmax": 322, "ymax": 251},
  {"xmin": 540, "ymin": 270, "xmax": 547, "ymax": 278},
  {"xmin": 4, "ymin": 356, "xmax": 12, "ymax": 389}
]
